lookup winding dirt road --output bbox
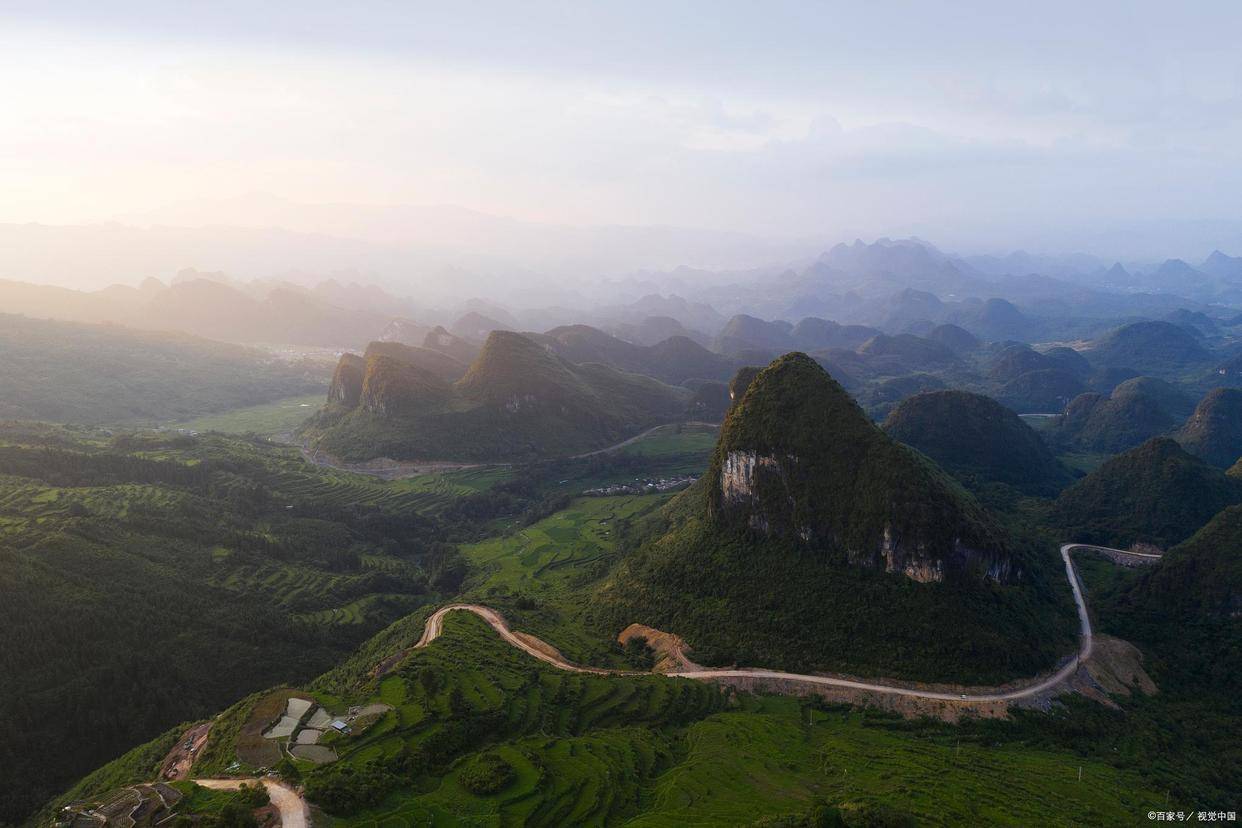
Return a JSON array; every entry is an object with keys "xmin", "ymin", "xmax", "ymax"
[
  {"xmin": 193, "ymin": 778, "xmax": 309, "ymax": 828},
  {"xmin": 415, "ymin": 544, "xmax": 1161, "ymax": 703}
]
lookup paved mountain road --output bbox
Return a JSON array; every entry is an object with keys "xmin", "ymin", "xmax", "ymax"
[{"xmin": 415, "ymin": 544, "xmax": 1161, "ymax": 703}]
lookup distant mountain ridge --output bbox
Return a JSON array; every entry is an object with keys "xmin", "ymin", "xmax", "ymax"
[
  {"xmin": 0, "ymin": 313, "xmax": 325, "ymax": 424},
  {"xmin": 0, "ymin": 274, "xmax": 410, "ymax": 348},
  {"xmin": 306, "ymin": 330, "xmax": 695, "ymax": 461}
]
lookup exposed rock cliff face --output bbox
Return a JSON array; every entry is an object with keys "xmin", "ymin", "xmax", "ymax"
[
  {"xmin": 327, "ymin": 342, "xmax": 464, "ymax": 415},
  {"xmin": 709, "ymin": 353, "xmax": 1013, "ymax": 584},
  {"xmin": 327, "ymin": 353, "xmax": 365, "ymax": 407},
  {"xmin": 719, "ymin": 450, "xmax": 794, "ymax": 535}
]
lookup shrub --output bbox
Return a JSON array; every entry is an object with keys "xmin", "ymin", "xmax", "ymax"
[{"xmin": 458, "ymin": 753, "xmax": 516, "ymax": 796}]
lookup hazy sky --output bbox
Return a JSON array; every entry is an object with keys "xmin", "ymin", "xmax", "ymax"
[{"xmin": 2, "ymin": 1, "xmax": 1240, "ymax": 251}]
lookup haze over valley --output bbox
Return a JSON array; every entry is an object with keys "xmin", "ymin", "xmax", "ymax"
[{"xmin": 2, "ymin": 3, "xmax": 1241, "ymax": 827}]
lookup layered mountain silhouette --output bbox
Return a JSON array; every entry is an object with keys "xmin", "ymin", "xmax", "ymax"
[
  {"xmin": 528, "ymin": 325, "xmax": 737, "ymax": 385},
  {"xmin": 308, "ymin": 331, "xmax": 693, "ymax": 461},
  {"xmin": 0, "ymin": 274, "xmax": 405, "ymax": 348}
]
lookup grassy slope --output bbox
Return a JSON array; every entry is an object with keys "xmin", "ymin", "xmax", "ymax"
[{"xmin": 460, "ymin": 494, "xmax": 673, "ymax": 667}]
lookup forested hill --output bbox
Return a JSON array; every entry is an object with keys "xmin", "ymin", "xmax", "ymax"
[
  {"xmin": 0, "ymin": 313, "xmax": 326, "ymax": 424},
  {"xmin": 883, "ymin": 389, "xmax": 1073, "ymax": 496},
  {"xmin": 1051, "ymin": 437, "xmax": 1242, "ymax": 550},
  {"xmin": 305, "ymin": 330, "xmax": 693, "ymax": 462},
  {"xmin": 599, "ymin": 354, "xmax": 1076, "ymax": 683}
]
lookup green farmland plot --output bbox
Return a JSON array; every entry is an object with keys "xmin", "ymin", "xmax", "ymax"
[
  {"xmin": 615, "ymin": 422, "xmax": 718, "ymax": 459},
  {"xmin": 173, "ymin": 393, "xmax": 326, "ymax": 436}
]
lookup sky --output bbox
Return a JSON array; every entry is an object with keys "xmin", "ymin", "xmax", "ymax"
[{"xmin": 1, "ymin": 1, "xmax": 1241, "ymax": 255}]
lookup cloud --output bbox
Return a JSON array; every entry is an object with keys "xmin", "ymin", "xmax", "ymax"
[{"xmin": 0, "ymin": 2, "xmax": 1240, "ymax": 255}]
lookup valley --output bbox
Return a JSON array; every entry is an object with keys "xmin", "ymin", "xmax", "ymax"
[
  {"xmin": 6, "ymin": 245, "xmax": 1242, "ymax": 827},
  {"xmin": 9, "ymin": 10, "xmax": 1242, "ymax": 824}
]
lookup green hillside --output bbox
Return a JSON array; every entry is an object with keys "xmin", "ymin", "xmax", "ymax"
[
  {"xmin": 994, "ymin": 367, "xmax": 1085, "ymax": 414},
  {"xmin": 0, "ymin": 313, "xmax": 326, "ymax": 425},
  {"xmin": 1083, "ymin": 320, "xmax": 1212, "ymax": 376},
  {"xmin": 599, "ymin": 354, "xmax": 1076, "ymax": 682},
  {"xmin": 1177, "ymin": 386, "xmax": 1242, "ymax": 467},
  {"xmin": 0, "ymin": 424, "xmax": 468, "ymax": 824},
  {"xmin": 54, "ymin": 609, "xmax": 1167, "ymax": 827},
  {"xmin": 1088, "ymin": 506, "xmax": 1242, "ymax": 795},
  {"xmin": 1049, "ymin": 377, "xmax": 1193, "ymax": 454},
  {"xmin": 1102, "ymin": 503, "xmax": 1242, "ymax": 698},
  {"xmin": 883, "ymin": 390, "xmax": 1073, "ymax": 495},
  {"xmin": 37, "ymin": 438, "xmax": 1236, "ymax": 824},
  {"xmin": 1050, "ymin": 437, "xmax": 1242, "ymax": 549},
  {"xmin": 306, "ymin": 331, "xmax": 693, "ymax": 462}
]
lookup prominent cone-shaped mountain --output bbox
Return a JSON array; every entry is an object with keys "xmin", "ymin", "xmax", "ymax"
[
  {"xmin": 1051, "ymin": 437, "xmax": 1242, "ymax": 550},
  {"xmin": 1085, "ymin": 320, "xmax": 1211, "ymax": 376},
  {"xmin": 884, "ymin": 390, "xmax": 1072, "ymax": 496},
  {"xmin": 306, "ymin": 330, "xmax": 692, "ymax": 461},
  {"xmin": 599, "ymin": 353, "xmax": 1072, "ymax": 683},
  {"xmin": 1178, "ymin": 387, "xmax": 1242, "ymax": 467},
  {"xmin": 1104, "ymin": 502, "xmax": 1242, "ymax": 697},
  {"xmin": 709, "ymin": 354, "xmax": 1010, "ymax": 582},
  {"xmin": 1120, "ymin": 503, "xmax": 1242, "ymax": 623},
  {"xmin": 1050, "ymin": 376, "xmax": 1193, "ymax": 454}
]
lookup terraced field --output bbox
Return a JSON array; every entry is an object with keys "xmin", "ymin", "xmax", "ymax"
[
  {"xmin": 294, "ymin": 594, "xmax": 427, "ymax": 626},
  {"xmin": 309, "ymin": 612, "xmax": 1162, "ymax": 827}
]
